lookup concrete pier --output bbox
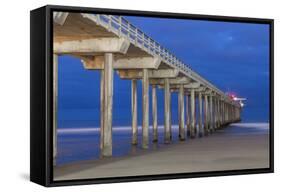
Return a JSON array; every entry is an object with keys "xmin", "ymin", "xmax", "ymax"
[
  {"xmin": 218, "ymin": 99, "xmax": 222, "ymax": 128},
  {"xmin": 198, "ymin": 91, "xmax": 203, "ymax": 137},
  {"xmin": 164, "ymin": 78, "xmax": 171, "ymax": 143},
  {"xmin": 152, "ymin": 85, "xmax": 158, "ymax": 142},
  {"xmin": 100, "ymin": 70, "xmax": 104, "ymax": 150},
  {"xmin": 178, "ymin": 84, "xmax": 185, "ymax": 140},
  {"xmin": 53, "ymin": 54, "xmax": 58, "ymax": 165},
  {"xmin": 222, "ymin": 101, "xmax": 225, "ymax": 125},
  {"xmin": 214, "ymin": 97, "xmax": 218, "ymax": 129},
  {"xmin": 131, "ymin": 79, "xmax": 138, "ymax": 145},
  {"xmin": 190, "ymin": 89, "xmax": 196, "ymax": 138},
  {"xmin": 142, "ymin": 69, "xmax": 149, "ymax": 149},
  {"xmin": 209, "ymin": 95, "xmax": 214, "ymax": 133},
  {"xmin": 101, "ymin": 53, "xmax": 114, "ymax": 157},
  {"xmin": 186, "ymin": 94, "xmax": 190, "ymax": 137},
  {"xmin": 204, "ymin": 94, "xmax": 209, "ymax": 135},
  {"xmin": 53, "ymin": 12, "xmax": 243, "ymax": 158}
]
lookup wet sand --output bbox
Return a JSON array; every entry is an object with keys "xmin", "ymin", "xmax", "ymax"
[{"xmin": 54, "ymin": 123, "xmax": 270, "ymax": 181}]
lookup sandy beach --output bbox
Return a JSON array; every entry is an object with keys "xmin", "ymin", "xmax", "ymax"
[{"xmin": 54, "ymin": 123, "xmax": 270, "ymax": 181}]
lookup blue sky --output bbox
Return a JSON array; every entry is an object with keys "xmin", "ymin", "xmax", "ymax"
[{"xmin": 57, "ymin": 16, "xmax": 270, "ymax": 128}]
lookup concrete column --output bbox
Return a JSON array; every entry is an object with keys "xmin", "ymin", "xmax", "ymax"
[
  {"xmin": 210, "ymin": 95, "xmax": 214, "ymax": 133},
  {"xmin": 142, "ymin": 69, "xmax": 149, "ymax": 149},
  {"xmin": 169, "ymin": 90, "xmax": 172, "ymax": 140},
  {"xmin": 164, "ymin": 78, "xmax": 171, "ymax": 143},
  {"xmin": 231, "ymin": 105, "xmax": 233, "ymax": 122},
  {"xmin": 233, "ymin": 106, "xmax": 235, "ymax": 122},
  {"xmin": 179, "ymin": 84, "xmax": 185, "ymax": 140},
  {"xmin": 221, "ymin": 101, "xmax": 224, "ymax": 126},
  {"xmin": 190, "ymin": 89, "xmax": 196, "ymax": 138},
  {"xmin": 131, "ymin": 79, "xmax": 138, "ymax": 145},
  {"xmin": 224, "ymin": 102, "xmax": 227, "ymax": 124},
  {"xmin": 186, "ymin": 94, "xmax": 190, "ymax": 137},
  {"xmin": 239, "ymin": 107, "xmax": 241, "ymax": 121},
  {"xmin": 235, "ymin": 107, "xmax": 239, "ymax": 121},
  {"xmin": 218, "ymin": 98, "xmax": 221, "ymax": 128},
  {"xmin": 152, "ymin": 85, "xmax": 158, "ymax": 142},
  {"xmin": 228, "ymin": 104, "xmax": 230, "ymax": 123},
  {"xmin": 222, "ymin": 101, "xmax": 225, "ymax": 125},
  {"xmin": 221, "ymin": 100, "xmax": 224, "ymax": 126},
  {"xmin": 198, "ymin": 91, "xmax": 203, "ymax": 137},
  {"xmin": 232, "ymin": 105, "xmax": 234, "ymax": 122},
  {"xmin": 217, "ymin": 98, "xmax": 220, "ymax": 128},
  {"xmin": 226, "ymin": 103, "xmax": 231, "ymax": 123},
  {"xmin": 102, "ymin": 53, "xmax": 114, "ymax": 157},
  {"xmin": 226, "ymin": 103, "xmax": 228, "ymax": 124},
  {"xmin": 214, "ymin": 97, "xmax": 217, "ymax": 130},
  {"xmin": 230, "ymin": 104, "xmax": 234, "ymax": 123},
  {"xmin": 53, "ymin": 54, "xmax": 58, "ymax": 165},
  {"xmin": 204, "ymin": 94, "xmax": 209, "ymax": 135},
  {"xmin": 194, "ymin": 97, "xmax": 198, "ymax": 136},
  {"xmin": 100, "ymin": 70, "xmax": 104, "ymax": 150}
]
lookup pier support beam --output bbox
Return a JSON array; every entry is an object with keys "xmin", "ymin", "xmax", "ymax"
[
  {"xmin": 224, "ymin": 103, "xmax": 226, "ymax": 125},
  {"xmin": 213, "ymin": 97, "xmax": 217, "ymax": 130},
  {"xmin": 131, "ymin": 79, "xmax": 138, "ymax": 145},
  {"xmin": 53, "ymin": 54, "xmax": 58, "ymax": 165},
  {"xmin": 101, "ymin": 53, "xmax": 114, "ymax": 157},
  {"xmin": 164, "ymin": 78, "xmax": 171, "ymax": 143},
  {"xmin": 198, "ymin": 91, "xmax": 203, "ymax": 137},
  {"xmin": 214, "ymin": 97, "xmax": 218, "ymax": 129},
  {"xmin": 219, "ymin": 99, "xmax": 223, "ymax": 128},
  {"xmin": 186, "ymin": 94, "xmax": 190, "ymax": 137},
  {"xmin": 218, "ymin": 99, "xmax": 221, "ymax": 128},
  {"xmin": 204, "ymin": 94, "xmax": 209, "ymax": 135},
  {"xmin": 142, "ymin": 69, "xmax": 149, "ymax": 149},
  {"xmin": 179, "ymin": 84, "xmax": 185, "ymax": 140},
  {"xmin": 222, "ymin": 101, "xmax": 225, "ymax": 125},
  {"xmin": 152, "ymin": 85, "xmax": 158, "ymax": 142},
  {"xmin": 100, "ymin": 70, "xmax": 104, "ymax": 151},
  {"xmin": 223, "ymin": 102, "xmax": 226, "ymax": 125},
  {"xmin": 210, "ymin": 95, "xmax": 214, "ymax": 133},
  {"xmin": 190, "ymin": 89, "xmax": 196, "ymax": 138}
]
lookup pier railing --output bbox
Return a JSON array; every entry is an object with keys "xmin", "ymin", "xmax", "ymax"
[{"xmin": 82, "ymin": 13, "xmax": 228, "ymax": 100}]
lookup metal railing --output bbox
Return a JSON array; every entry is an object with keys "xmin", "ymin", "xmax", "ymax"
[{"xmin": 81, "ymin": 13, "xmax": 235, "ymax": 104}]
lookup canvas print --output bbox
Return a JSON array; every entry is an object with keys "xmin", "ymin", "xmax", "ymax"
[{"xmin": 52, "ymin": 11, "xmax": 270, "ymax": 181}]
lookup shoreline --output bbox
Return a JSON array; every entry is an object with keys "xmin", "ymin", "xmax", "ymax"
[
  {"xmin": 54, "ymin": 123, "xmax": 270, "ymax": 181},
  {"xmin": 57, "ymin": 122, "xmax": 270, "ymax": 134}
]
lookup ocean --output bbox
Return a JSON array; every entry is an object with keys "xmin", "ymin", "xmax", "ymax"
[{"xmin": 56, "ymin": 123, "xmax": 269, "ymax": 166}]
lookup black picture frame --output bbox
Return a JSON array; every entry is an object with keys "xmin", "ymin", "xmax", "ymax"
[{"xmin": 30, "ymin": 4, "xmax": 274, "ymax": 187}]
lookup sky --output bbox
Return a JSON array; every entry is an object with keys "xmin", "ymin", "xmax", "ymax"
[{"xmin": 57, "ymin": 15, "xmax": 270, "ymax": 128}]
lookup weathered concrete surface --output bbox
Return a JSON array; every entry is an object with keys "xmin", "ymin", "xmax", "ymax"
[
  {"xmin": 186, "ymin": 95, "xmax": 190, "ymax": 137},
  {"xmin": 54, "ymin": 37, "xmax": 130, "ymax": 54},
  {"xmin": 100, "ymin": 70, "xmax": 104, "ymax": 150},
  {"xmin": 131, "ymin": 79, "xmax": 138, "ymax": 145},
  {"xmin": 152, "ymin": 85, "xmax": 158, "ymax": 142},
  {"xmin": 198, "ymin": 91, "xmax": 203, "ymax": 137},
  {"xmin": 142, "ymin": 69, "xmax": 149, "ymax": 149},
  {"xmin": 53, "ymin": 12, "xmax": 69, "ymax": 25},
  {"xmin": 117, "ymin": 69, "xmax": 178, "ymax": 79},
  {"xmin": 54, "ymin": 124, "xmax": 270, "ymax": 181},
  {"xmin": 190, "ymin": 89, "xmax": 195, "ymax": 138},
  {"xmin": 101, "ymin": 53, "xmax": 114, "ymax": 157},
  {"xmin": 53, "ymin": 54, "xmax": 58, "ymax": 165},
  {"xmin": 178, "ymin": 84, "xmax": 185, "ymax": 140},
  {"xmin": 164, "ymin": 78, "xmax": 171, "ymax": 143},
  {"xmin": 210, "ymin": 95, "xmax": 214, "ymax": 132},
  {"xmin": 204, "ymin": 94, "xmax": 209, "ymax": 135}
]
